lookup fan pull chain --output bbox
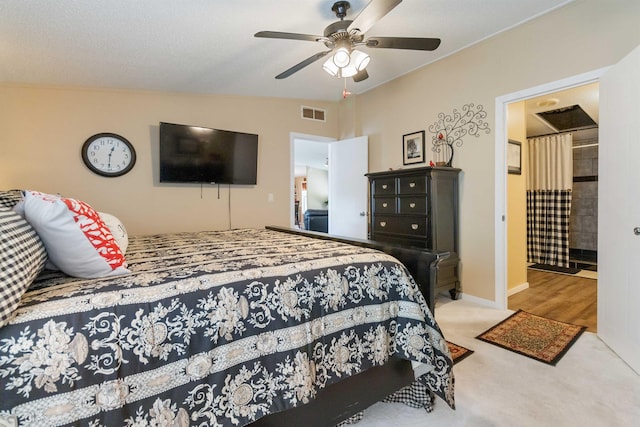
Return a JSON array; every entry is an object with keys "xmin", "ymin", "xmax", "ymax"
[{"xmin": 342, "ymin": 78, "xmax": 351, "ymax": 98}]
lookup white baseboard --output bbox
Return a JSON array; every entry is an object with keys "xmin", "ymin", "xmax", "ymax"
[
  {"xmin": 458, "ymin": 292, "xmax": 499, "ymax": 308},
  {"xmin": 507, "ymin": 282, "xmax": 530, "ymax": 296},
  {"xmin": 444, "ymin": 282, "xmax": 529, "ymax": 309}
]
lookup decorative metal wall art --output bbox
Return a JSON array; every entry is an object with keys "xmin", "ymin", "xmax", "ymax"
[{"xmin": 429, "ymin": 103, "xmax": 491, "ymax": 167}]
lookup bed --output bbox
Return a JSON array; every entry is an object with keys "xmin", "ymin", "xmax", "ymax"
[{"xmin": 0, "ymin": 193, "xmax": 454, "ymax": 427}]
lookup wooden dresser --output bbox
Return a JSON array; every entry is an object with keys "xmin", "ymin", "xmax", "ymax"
[{"xmin": 366, "ymin": 167, "xmax": 461, "ymax": 299}]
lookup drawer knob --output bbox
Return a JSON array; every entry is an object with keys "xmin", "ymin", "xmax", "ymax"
[
  {"xmin": 380, "ymin": 221, "xmax": 387, "ymax": 227},
  {"xmin": 409, "ymin": 202, "xmax": 416, "ymax": 208},
  {"xmin": 382, "ymin": 184, "xmax": 388, "ymax": 189},
  {"xmin": 382, "ymin": 202, "xmax": 388, "ymax": 208},
  {"xmin": 411, "ymin": 224, "xmax": 419, "ymax": 230},
  {"xmin": 409, "ymin": 182, "xmax": 416, "ymax": 188}
]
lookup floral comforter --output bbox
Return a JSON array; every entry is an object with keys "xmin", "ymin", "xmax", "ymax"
[{"xmin": 0, "ymin": 228, "xmax": 454, "ymax": 426}]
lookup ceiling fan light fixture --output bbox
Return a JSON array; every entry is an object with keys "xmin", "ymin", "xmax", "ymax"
[
  {"xmin": 350, "ymin": 50, "xmax": 370, "ymax": 71},
  {"xmin": 323, "ymin": 57, "xmax": 355, "ymax": 78},
  {"xmin": 340, "ymin": 63, "xmax": 358, "ymax": 78},
  {"xmin": 332, "ymin": 47, "xmax": 351, "ymax": 68},
  {"xmin": 322, "ymin": 58, "xmax": 340, "ymax": 76},
  {"xmin": 323, "ymin": 49, "xmax": 370, "ymax": 78}
]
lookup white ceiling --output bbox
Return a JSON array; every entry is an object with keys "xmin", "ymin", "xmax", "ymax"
[{"xmin": 0, "ymin": 0, "xmax": 574, "ymax": 102}]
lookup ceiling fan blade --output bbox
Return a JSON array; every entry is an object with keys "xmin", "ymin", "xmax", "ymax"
[
  {"xmin": 348, "ymin": 0, "xmax": 402, "ymax": 34},
  {"xmin": 255, "ymin": 31, "xmax": 325, "ymax": 43},
  {"xmin": 275, "ymin": 51, "xmax": 332, "ymax": 79},
  {"xmin": 366, "ymin": 37, "xmax": 441, "ymax": 51},
  {"xmin": 353, "ymin": 69, "xmax": 369, "ymax": 83}
]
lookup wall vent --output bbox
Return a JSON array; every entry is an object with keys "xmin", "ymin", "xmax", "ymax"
[
  {"xmin": 301, "ymin": 106, "xmax": 326, "ymax": 122},
  {"xmin": 535, "ymin": 104, "xmax": 596, "ymax": 132}
]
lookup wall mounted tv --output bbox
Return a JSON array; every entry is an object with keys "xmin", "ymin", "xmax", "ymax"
[{"xmin": 159, "ymin": 122, "xmax": 258, "ymax": 185}]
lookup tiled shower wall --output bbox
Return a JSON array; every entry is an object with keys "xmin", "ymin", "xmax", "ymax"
[{"xmin": 570, "ymin": 131, "xmax": 598, "ymax": 260}]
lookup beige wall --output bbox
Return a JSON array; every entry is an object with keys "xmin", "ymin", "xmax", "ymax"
[
  {"xmin": 346, "ymin": 0, "xmax": 640, "ymax": 301},
  {"xmin": 0, "ymin": 85, "xmax": 337, "ymax": 234},
  {"xmin": 507, "ymin": 102, "xmax": 528, "ymax": 292}
]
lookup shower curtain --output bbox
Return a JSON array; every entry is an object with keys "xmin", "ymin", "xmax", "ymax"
[{"xmin": 526, "ymin": 134, "xmax": 573, "ymax": 267}]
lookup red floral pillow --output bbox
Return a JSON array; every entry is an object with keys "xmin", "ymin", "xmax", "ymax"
[{"xmin": 17, "ymin": 191, "xmax": 129, "ymax": 278}]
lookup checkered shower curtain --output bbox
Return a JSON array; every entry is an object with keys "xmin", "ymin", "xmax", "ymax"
[
  {"xmin": 526, "ymin": 189, "xmax": 572, "ymax": 267},
  {"xmin": 526, "ymin": 134, "xmax": 573, "ymax": 268}
]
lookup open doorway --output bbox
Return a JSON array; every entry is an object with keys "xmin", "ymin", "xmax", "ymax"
[
  {"xmin": 507, "ymin": 84, "xmax": 599, "ymax": 332},
  {"xmin": 496, "ymin": 50, "xmax": 640, "ymax": 373},
  {"xmin": 525, "ymin": 83, "xmax": 599, "ymax": 269},
  {"xmin": 494, "ymin": 68, "xmax": 607, "ymax": 312},
  {"xmin": 290, "ymin": 133, "xmax": 369, "ymax": 239},
  {"xmin": 293, "ymin": 137, "xmax": 330, "ymax": 233}
]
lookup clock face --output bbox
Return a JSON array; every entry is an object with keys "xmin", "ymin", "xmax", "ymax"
[{"xmin": 82, "ymin": 133, "xmax": 136, "ymax": 177}]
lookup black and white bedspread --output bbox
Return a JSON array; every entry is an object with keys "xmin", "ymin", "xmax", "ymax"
[{"xmin": 0, "ymin": 228, "xmax": 454, "ymax": 426}]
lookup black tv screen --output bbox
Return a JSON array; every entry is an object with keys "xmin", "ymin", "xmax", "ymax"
[{"xmin": 159, "ymin": 122, "xmax": 258, "ymax": 185}]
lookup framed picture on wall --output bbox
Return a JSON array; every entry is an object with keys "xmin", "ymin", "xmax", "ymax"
[
  {"xmin": 403, "ymin": 131, "xmax": 425, "ymax": 165},
  {"xmin": 507, "ymin": 139, "xmax": 522, "ymax": 175}
]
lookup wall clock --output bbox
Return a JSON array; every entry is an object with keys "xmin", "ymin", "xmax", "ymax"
[{"xmin": 82, "ymin": 133, "xmax": 136, "ymax": 177}]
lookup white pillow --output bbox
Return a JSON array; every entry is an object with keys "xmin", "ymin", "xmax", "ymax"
[
  {"xmin": 18, "ymin": 191, "xmax": 129, "ymax": 279},
  {"xmin": 98, "ymin": 212, "xmax": 129, "ymax": 254}
]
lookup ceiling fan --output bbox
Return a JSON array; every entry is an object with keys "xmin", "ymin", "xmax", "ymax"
[{"xmin": 255, "ymin": 0, "xmax": 441, "ymax": 82}]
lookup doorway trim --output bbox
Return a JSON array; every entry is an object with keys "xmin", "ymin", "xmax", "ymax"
[
  {"xmin": 290, "ymin": 132, "xmax": 335, "ymax": 227},
  {"xmin": 494, "ymin": 67, "xmax": 608, "ymax": 310}
]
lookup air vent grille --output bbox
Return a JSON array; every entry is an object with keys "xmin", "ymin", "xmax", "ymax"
[
  {"xmin": 301, "ymin": 106, "xmax": 326, "ymax": 122},
  {"xmin": 536, "ymin": 104, "xmax": 596, "ymax": 132}
]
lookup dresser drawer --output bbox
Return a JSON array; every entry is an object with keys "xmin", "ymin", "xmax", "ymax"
[
  {"xmin": 395, "ymin": 216, "xmax": 429, "ymax": 236},
  {"xmin": 372, "ymin": 215, "xmax": 428, "ymax": 237},
  {"xmin": 370, "ymin": 233, "xmax": 428, "ymax": 248},
  {"xmin": 374, "ymin": 197, "xmax": 396, "ymax": 213},
  {"xmin": 373, "ymin": 178, "xmax": 396, "ymax": 195},
  {"xmin": 398, "ymin": 197, "xmax": 427, "ymax": 214},
  {"xmin": 398, "ymin": 175, "xmax": 427, "ymax": 194}
]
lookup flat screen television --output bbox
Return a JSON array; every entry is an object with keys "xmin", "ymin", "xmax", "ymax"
[{"xmin": 159, "ymin": 122, "xmax": 258, "ymax": 185}]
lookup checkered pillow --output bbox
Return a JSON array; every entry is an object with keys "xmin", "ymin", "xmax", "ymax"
[
  {"xmin": 0, "ymin": 206, "xmax": 47, "ymax": 327},
  {"xmin": 0, "ymin": 190, "xmax": 23, "ymax": 209}
]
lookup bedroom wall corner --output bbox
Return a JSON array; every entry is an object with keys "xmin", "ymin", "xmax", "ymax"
[{"xmin": 337, "ymin": 94, "xmax": 359, "ymax": 141}]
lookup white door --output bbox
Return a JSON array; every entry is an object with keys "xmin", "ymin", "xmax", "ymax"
[
  {"xmin": 598, "ymin": 44, "xmax": 640, "ymax": 374},
  {"xmin": 328, "ymin": 136, "xmax": 368, "ymax": 239}
]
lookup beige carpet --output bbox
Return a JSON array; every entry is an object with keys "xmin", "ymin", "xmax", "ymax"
[{"xmin": 357, "ymin": 298, "xmax": 640, "ymax": 427}]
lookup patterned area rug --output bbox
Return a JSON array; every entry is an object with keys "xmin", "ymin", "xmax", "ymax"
[
  {"xmin": 447, "ymin": 341, "xmax": 474, "ymax": 365},
  {"xmin": 475, "ymin": 310, "xmax": 586, "ymax": 365}
]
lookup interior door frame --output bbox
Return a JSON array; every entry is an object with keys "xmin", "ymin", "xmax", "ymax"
[
  {"xmin": 290, "ymin": 132, "xmax": 335, "ymax": 228},
  {"xmin": 493, "ymin": 67, "xmax": 608, "ymax": 310}
]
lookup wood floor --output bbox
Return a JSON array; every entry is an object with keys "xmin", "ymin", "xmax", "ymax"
[{"xmin": 508, "ymin": 269, "xmax": 597, "ymax": 333}]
